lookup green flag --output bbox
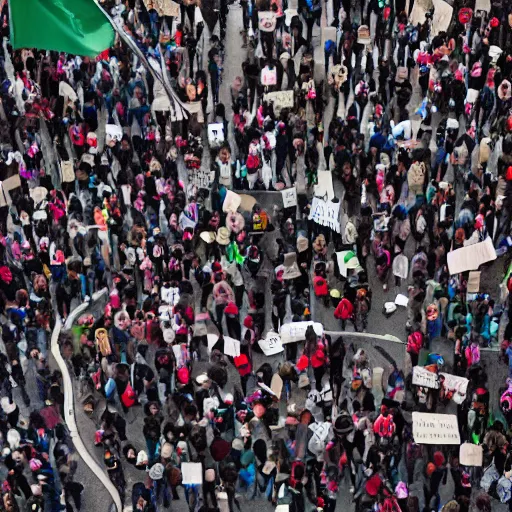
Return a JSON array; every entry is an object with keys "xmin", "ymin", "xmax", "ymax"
[{"xmin": 9, "ymin": 0, "xmax": 115, "ymax": 57}]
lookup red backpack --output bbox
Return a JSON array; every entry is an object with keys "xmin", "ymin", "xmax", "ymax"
[
  {"xmin": 334, "ymin": 298, "xmax": 353, "ymax": 320},
  {"xmin": 289, "ymin": 461, "xmax": 305, "ymax": 488},
  {"xmin": 407, "ymin": 332, "xmax": 423, "ymax": 354}
]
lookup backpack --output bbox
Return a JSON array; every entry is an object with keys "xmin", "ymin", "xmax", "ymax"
[
  {"xmin": 381, "ymin": 496, "xmax": 402, "ymax": 512},
  {"xmin": 289, "ymin": 461, "xmax": 305, "ymax": 488},
  {"xmin": 407, "ymin": 332, "xmax": 423, "ymax": 354},
  {"xmin": 481, "ymin": 462, "xmax": 500, "ymax": 492},
  {"xmin": 334, "ymin": 298, "xmax": 353, "ymax": 320},
  {"xmin": 121, "ymin": 382, "xmax": 136, "ymax": 408}
]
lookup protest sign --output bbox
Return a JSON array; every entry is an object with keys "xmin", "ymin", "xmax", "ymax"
[
  {"xmin": 460, "ymin": 443, "xmax": 483, "ymax": 466},
  {"xmin": 182, "ymin": 462, "xmax": 203, "ymax": 484},
  {"xmin": 258, "ymin": 11, "xmax": 277, "ymax": 31},
  {"xmin": 281, "ymin": 187, "xmax": 297, "ymax": 208},
  {"xmin": 264, "ymin": 91, "xmax": 294, "ymax": 114},
  {"xmin": 143, "ymin": 0, "xmax": 180, "ymax": 16},
  {"xmin": 431, "ymin": 0, "xmax": 453, "ymax": 37},
  {"xmin": 412, "ymin": 412, "xmax": 460, "ymax": 444},
  {"xmin": 412, "ymin": 366, "xmax": 440, "ymax": 389},
  {"xmin": 308, "ymin": 197, "xmax": 341, "ymax": 232},
  {"xmin": 223, "ymin": 336, "xmax": 241, "ymax": 357},
  {"xmin": 207, "ymin": 123, "xmax": 225, "ymax": 147},
  {"xmin": 190, "ymin": 168, "xmax": 213, "ymax": 189},
  {"xmin": 261, "ymin": 66, "xmax": 277, "ymax": 86},
  {"xmin": 439, "ymin": 373, "xmax": 469, "ymax": 404},
  {"xmin": 271, "ymin": 373, "xmax": 284, "ymax": 397},
  {"xmin": 258, "ymin": 332, "xmax": 284, "ymax": 356},
  {"xmin": 467, "ymin": 271, "xmax": 481, "ymax": 293},
  {"xmin": 280, "ymin": 321, "xmax": 324, "ymax": 344},
  {"xmin": 314, "ymin": 170, "xmax": 335, "ymax": 200},
  {"xmin": 447, "ymin": 237, "xmax": 496, "ymax": 274}
]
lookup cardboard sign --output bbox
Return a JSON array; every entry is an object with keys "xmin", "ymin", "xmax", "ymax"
[
  {"xmin": 60, "ymin": 161, "xmax": 75, "ymax": 183},
  {"xmin": 460, "ymin": 443, "xmax": 483, "ymax": 466},
  {"xmin": 439, "ymin": 373, "xmax": 469, "ymax": 404},
  {"xmin": 412, "ymin": 367, "xmax": 440, "ymax": 389},
  {"xmin": 431, "ymin": 0, "xmax": 453, "ymax": 37},
  {"xmin": 143, "ymin": 0, "xmax": 180, "ymax": 16},
  {"xmin": 271, "ymin": 373, "xmax": 284, "ymax": 397},
  {"xmin": 281, "ymin": 187, "xmax": 297, "ymax": 208},
  {"xmin": 412, "ymin": 412, "xmax": 460, "ymax": 445},
  {"xmin": 258, "ymin": 11, "xmax": 277, "ymax": 31},
  {"xmin": 467, "ymin": 271, "xmax": 481, "ymax": 293},
  {"xmin": 261, "ymin": 66, "xmax": 277, "ymax": 86},
  {"xmin": 207, "ymin": 123, "xmax": 225, "ymax": 147},
  {"xmin": 259, "ymin": 332, "xmax": 284, "ymax": 356},
  {"xmin": 308, "ymin": 197, "xmax": 341, "ymax": 233},
  {"xmin": 181, "ymin": 462, "xmax": 203, "ymax": 484},
  {"xmin": 447, "ymin": 237, "xmax": 497, "ymax": 274},
  {"xmin": 264, "ymin": 90, "xmax": 294, "ymax": 114},
  {"xmin": 280, "ymin": 321, "xmax": 324, "ymax": 344}
]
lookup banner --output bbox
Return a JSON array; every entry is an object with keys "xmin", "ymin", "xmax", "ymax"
[
  {"xmin": 412, "ymin": 412, "xmax": 460, "ymax": 445},
  {"xmin": 308, "ymin": 197, "xmax": 341, "ymax": 232},
  {"xmin": 439, "ymin": 373, "xmax": 469, "ymax": 404},
  {"xmin": 412, "ymin": 367, "xmax": 440, "ymax": 389},
  {"xmin": 281, "ymin": 187, "xmax": 297, "ymax": 208},
  {"xmin": 280, "ymin": 321, "xmax": 324, "ymax": 344},
  {"xmin": 447, "ymin": 237, "xmax": 496, "ymax": 274}
]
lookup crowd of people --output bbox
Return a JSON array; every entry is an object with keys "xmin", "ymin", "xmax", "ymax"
[{"xmin": 1, "ymin": 0, "xmax": 512, "ymax": 510}]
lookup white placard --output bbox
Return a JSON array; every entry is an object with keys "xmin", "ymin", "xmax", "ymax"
[
  {"xmin": 223, "ymin": 336, "xmax": 241, "ymax": 357},
  {"xmin": 412, "ymin": 367, "xmax": 440, "ymax": 389},
  {"xmin": 190, "ymin": 168, "xmax": 213, "ymax": 189},
  {"xmin": 439, "ymin": 372, "xmax": 469, "ymax": 403},
  {"xmin": 181, "ymin": 462, "xmax": 203, "ymax": 485},
  {"xmin": 431, "ymin": 0, "xmax": 453, "ymax": 37},
  {"xmin": 280, "ymin": 321, "xmax": 324, "ymax": 344},
  {"xmin": 207, "ymin": 123, "xmax": 225, "ymax": 147},
  {"xmin": 460, "ymin": 443, "xmax": 483, "ymax": 466},
  {"xmin": 308, "ymin": 197, "xmax": 341, "ymax": 233},
  {"xmin": 412, "ymin": 412, "xmax": 460, "ymax": 445},
  {"xmin": 121, "ymin": 184, "xmax": 132, "ymax": 205},
  {"xmin": 281, "ymin": 187, "xmax": 297, "ymax": 208},
  {"xmin": 314, "ymin": 170, "xmax": 335, "ymax": 201},
  {"xmin": 258, "ymin": 332, "xmax": 284, "ymax": 356},
  {"xmin": 263, "ymin": 91, "xmax": 294, "ymax": 114},
  {"xmin": 106, "ymin": 124, "xmax": 123, "ymax": 143},
  {"xmin": 447, "ymin": 237, "xmax": 497, "ymax": 274}
]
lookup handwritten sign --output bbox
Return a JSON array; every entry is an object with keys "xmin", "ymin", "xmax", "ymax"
[
  {"xmin": 264, "ymin": 91, "xmax": 294, "ymax": 114},
  {"xmin": 258, "ymin": 11, "xmax": 277, "ymax": 31},
  {"xmin": 460, "ymin": 443, "xmax": 483, "ymax": 466},
  {"xmin": 259, "ymin": 332, "xmax": 284, "ymax": 355},
  {"xmin": 412, "ymin": 366, "xmax": 440, "ymax": 389},
  {"xmin": 182, "ymin": 462, "xmax": 203, "ymax": 484},
  {"xmin": 207, "ymin": 123, "xmax": 225, "ymax": 148},
  {"xmin": 190, "ymin": 168, "xmax": 213, "ymax": 189},
  {"xmin": 281, "ymin": 187, "xmax": 297, "ymax": 208},
  {"xmin": 143, "ymin": 0, "xmax": 180, "ymax": 16},
  {"xmin": 280, "ymin": 321, "xmax": 324, "ymax": 344},
  {"xmin": 439, "ymin": 373, "xmax": 469, "ymax": 404},
  {"xmin": 412, "ymin": 412, "xmax": 460, "ymax": 445},
  {"xmin": 308, "ymin": 197, "xmax": 341, "ymax": 233}
]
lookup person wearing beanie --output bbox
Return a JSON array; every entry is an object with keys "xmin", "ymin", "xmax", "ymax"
[{"xmin": 224, "ymin": 302, "xmax": 241, "ymax": 340}]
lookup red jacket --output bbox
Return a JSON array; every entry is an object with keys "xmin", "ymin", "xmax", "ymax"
[
  {"xmin": 334, "ymin": 298, "xmax": 354, "ymax": 320},
  {"xmin": 407, "ymin": 331, "xmax": 423, "ymax": 354}
]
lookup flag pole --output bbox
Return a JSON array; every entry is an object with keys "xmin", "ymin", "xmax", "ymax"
[{"xmin": 93, "ymin": 0, "xmax": 189, "ymax": 120}]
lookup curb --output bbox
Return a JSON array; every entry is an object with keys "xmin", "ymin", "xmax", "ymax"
[{"xmin": 51, "ymin": 289, "xmax": 122, "ymax": 512}]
